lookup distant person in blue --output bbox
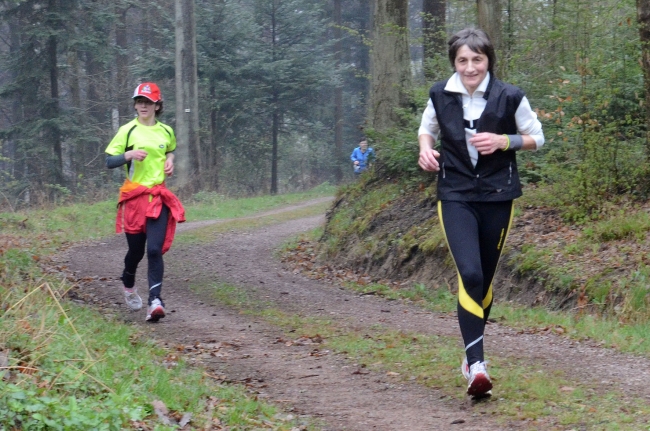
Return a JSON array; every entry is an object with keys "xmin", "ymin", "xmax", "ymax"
[{"xmin": 350, "ymin": 139, "xmax": 374, "ymax": 175}]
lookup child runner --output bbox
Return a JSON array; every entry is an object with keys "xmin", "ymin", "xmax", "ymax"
[{"xmin": 105, "ymin": 82, "xmax": 185, "ymax": 322}]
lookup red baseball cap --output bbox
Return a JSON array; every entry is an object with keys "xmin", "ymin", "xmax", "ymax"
[{"xmin": 132, "ymin": 82, "xmax": 162, "ymax": 102}]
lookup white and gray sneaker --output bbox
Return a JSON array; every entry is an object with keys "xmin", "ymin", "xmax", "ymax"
[
  {"xmin": 146, "ymin": 298, "xmax": 165, "ymax": 322},
  {"xmin": 123, "ymin": 287, "xmax": 143, "ymax": 311},
  {"xmin": 466, "ymin": 361, "xmax": 492, "ymax": 397}
]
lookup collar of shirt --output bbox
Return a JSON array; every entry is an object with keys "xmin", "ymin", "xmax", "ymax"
[{"xmin": 444, "ymin": 72, "xmax": 491, "ymax": 98}]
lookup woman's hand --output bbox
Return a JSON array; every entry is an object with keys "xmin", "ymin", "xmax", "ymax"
[
  {"xmin": 418, "ymin": 148, "xmax": 440, "ymax": 172},
  {"xmin": 469, "ymin": 132, "xmax": 508, "ymax": 155},
  {"xmin": 418, "ymin": 134, "xmax": 440, "ymax": 172},
  {"xmin": 125, "ymin": 149, "xmax": 148, "ymax": 161}
]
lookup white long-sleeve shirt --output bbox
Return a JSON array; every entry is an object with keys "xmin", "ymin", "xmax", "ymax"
[{"xmin": 418, "ymin": 72, "xmax": 545, "ymax": 167}]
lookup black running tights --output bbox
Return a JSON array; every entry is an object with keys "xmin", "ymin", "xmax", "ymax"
[
  {"xmin": 437, "ymin": 200, "xmax": 514, "ymax": 366},
  {"xmin": 120, "ymin": 205, "xmax": 169, "ymax": 306}
]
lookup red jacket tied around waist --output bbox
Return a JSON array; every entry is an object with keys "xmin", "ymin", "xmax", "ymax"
[{"xmin": 116, "ymin": 181, "xmax": 186, "ymax": 254}]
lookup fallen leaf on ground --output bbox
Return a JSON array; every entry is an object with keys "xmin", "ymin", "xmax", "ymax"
[{"xmin": 152, "ymin": 400, "xmax": 175, "ymax": 425}]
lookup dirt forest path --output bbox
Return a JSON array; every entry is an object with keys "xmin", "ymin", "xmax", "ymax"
[{"xmin": 62, "ymin": 198, "xmax": 650, "ymax": 430}]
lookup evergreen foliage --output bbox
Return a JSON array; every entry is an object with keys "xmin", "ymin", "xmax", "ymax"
[
  {"xmin": 0, "ymin": 0, "xmax": 647, "ymax": 218},
  {"xmin": 0, "ymin": 0, "xmax": 366, "ymax": 208},
  {"xmin": 195, "ymin": 0, "xmax": 338, "ymax": 195}
]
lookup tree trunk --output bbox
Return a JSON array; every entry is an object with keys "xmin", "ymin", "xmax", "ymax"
[
  {"xmin": 208, "ymin": 80, "xmax": 220, "ymax": 191},
  {"xmin": 1, "ymin": 17, "xmax": 22, "ymax": 191},
  {"xmin": 175, "ymin": 0, "xmax": 202, "ymax": 192},
  {"xmin": 67, "ymin": 48, "xmax": 81, "ymax": 189},
  {"xmin": 115, "ymin": 7, "xmax": 129, "ymax": 122},
  {"xmin": 271, "ymin": 104, "xmax": 279, "ymax": 195},
  {"xmin": 333, "ymin": 0, "xmax": 343, "ymax": 183},
  {"xmin": 369, "ymin": 0, "xmax": 411, "ymax": 130},
  {"xmin": 47, "ymin": 0, "xmax": 63, "ymax": 187},
  {"xmin": 477, "ymin": 0, "xmax": 502, "ymax": 65},
  {"xmin": 270, "ymin": 2, "xmax": 279, "ymax": 195},
  {"xmin": 422, "ymin": 0, "xmax": 445, "ymax": 80},
  {"xmin": 637, "ymin": 0, "xmax": 650, "ymax": 160}
]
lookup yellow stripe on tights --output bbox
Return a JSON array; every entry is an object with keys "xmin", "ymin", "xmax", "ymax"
[
  {"xmin": 438, "ymin": 201, "xmax": 484, "ymax": 319},
  {"xmin": 483, "ymin": 285, "xmax": 493, "ymax": 309},
  {"xmin": 458, "ymin": 274, "xmax": 485, "ymax": 318}
]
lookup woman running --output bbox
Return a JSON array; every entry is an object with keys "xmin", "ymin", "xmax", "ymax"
[{"xmin": 417, "ymin": 28, "xmax": 545, "ymax": 397}]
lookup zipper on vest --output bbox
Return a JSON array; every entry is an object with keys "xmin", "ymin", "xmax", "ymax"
[
  {"xmin": 442, "ymin": 162, "xmax": 446, "ymax": 178},
  {"xmin": 508, "ymin": 162, "xmax": 512, "ymax": 185}
]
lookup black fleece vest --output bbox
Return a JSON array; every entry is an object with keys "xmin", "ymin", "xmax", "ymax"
[{"xmin": 430, "ymin": 77, "xmax": 525, "ymax": 202}]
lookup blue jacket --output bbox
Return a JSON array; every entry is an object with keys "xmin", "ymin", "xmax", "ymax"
[{"xmin": 350, "ymin": 147, "xmax": 374, "ymax": 172}]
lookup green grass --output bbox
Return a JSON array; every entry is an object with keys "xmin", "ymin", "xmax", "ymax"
[
  {"xmin": 583, "ymin": 209, "xmax": 650, "ymax": 242},
  {"xmin": 176, "ymin": 200, "xmax": 331, "ymax": 245},
  {"xmin": 511, "ymin": 189, "xmax": 650, "ymax": 318},
  {"xmin": 0, "ymin": 280, "xmax": 309, "ymax": 430},
  {"xmin": 319, "ymin": 182, "xmax": 401, "ymax": 259},
  {"xmin": 0, "ymin": 189, "xmax": 333, "ymax": 431},
  {"xmin": 338, "ymin": 281, "xmax": 457, "ymax": 313},
  {"xmin": 0, "ymin": 200, "xmax": 117, "ymax": 241},
  {"xmin": 185, "ymin": 182, "xmax": 335, "ymax": 221},
  {"xmin": 0, "ymin": 184, "xmax": 335, "ymax": 247},
  {"xmin": 490, "ymin": 304, "xmax": 650, "ymax": 355},
  {"xmin": 188, "ymin": 278, "xmax": 650, "ymax": 430}
]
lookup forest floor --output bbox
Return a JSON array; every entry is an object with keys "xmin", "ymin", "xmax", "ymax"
[{"xmin": 60, "ymin": 197, "xmax": 650, "ymax": 430}]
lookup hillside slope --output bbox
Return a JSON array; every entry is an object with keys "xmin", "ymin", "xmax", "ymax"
[{"xmin": 318, "ymin": 176, "xmax": 582, "ymax": 312}]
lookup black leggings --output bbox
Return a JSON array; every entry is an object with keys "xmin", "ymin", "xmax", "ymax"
[
  {"xmin": 438, "ymin": 200, "xmax": 514, "ymax": 366},
  {"xmin": 120, "ymin": 205, "xmax": 169, "ymax": 306}
]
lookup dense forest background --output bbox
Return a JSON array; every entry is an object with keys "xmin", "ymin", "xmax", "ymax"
[
  {"xmin": 1, "ymin": 0, "xmax": 650, "ymax": 217},
  {"xmin": 0, "ymin": 0, "xmax": 371, "ymax": 206}
]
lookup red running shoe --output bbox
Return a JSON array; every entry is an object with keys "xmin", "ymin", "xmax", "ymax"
[
  {"xmin": 467, "ymin": 361, "xmax": 492, "ymax": 397},
  {"xmin": 146, "ymin": 298, "xmax": 165, "ymax": 322}
]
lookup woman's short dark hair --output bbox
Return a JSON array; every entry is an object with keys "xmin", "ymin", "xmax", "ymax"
[{"xmin": 448, "ymin": 28, "xmax": 496, "ymax": 75}]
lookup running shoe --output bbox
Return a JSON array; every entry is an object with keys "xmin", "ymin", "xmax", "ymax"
[
  {"xmin": 467, "ymin": 361, "xmax": 492, "ymax": 397},
  {"xmin": 146, "ymin": 298, "xmax": 165, "ymax": 322},
  {"xmin": 123, "ymin": 287, "xmax": 143, "ymax": 311}
]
